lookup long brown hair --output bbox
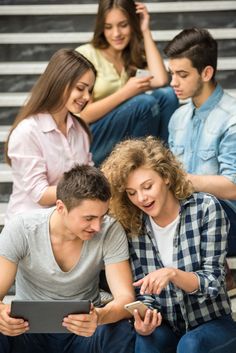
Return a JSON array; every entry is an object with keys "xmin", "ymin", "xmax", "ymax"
[
  {"xmin": 92, "ymin": 0, "xmax": 146, "ymax": 76},
  {"xmin": 5, "ymin": 48, "xmax": 96, "ymax": 165}
]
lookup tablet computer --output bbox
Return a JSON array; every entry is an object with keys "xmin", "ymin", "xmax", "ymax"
[{"xmin": 10, "ymin": 300, "xmax": 91, "ymax": 333}]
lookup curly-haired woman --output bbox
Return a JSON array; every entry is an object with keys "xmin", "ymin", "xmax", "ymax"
[{"xmin": 102, "ymin": 136, "xmax": 236, "ymax": 353}]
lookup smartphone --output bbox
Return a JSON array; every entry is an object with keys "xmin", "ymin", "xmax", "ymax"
[
  {"xmin": 124, "ymin": 300, "xmax": 151, "ymax": 319},
  {"xmin": 135, "ymin": 69, "xmax": 151, "ymax": 78}
]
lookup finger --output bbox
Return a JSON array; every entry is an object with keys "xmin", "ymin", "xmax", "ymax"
[
  {"xmin": 133, "ymin": 279, "xmax": 144, "ymax": 287},
  {"xmin": 157, "ymin": 312, "xmax": 162, "ymax": 326},
  {"xmin": 133, "ymin": 309, "xmax": 142, "ymax": 323},
  {"xmin": 143, "ymin": 309, "xmax": 152, "ymax": 325}
]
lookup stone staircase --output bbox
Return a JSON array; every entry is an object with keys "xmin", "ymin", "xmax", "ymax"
[{"xmin": 0, "ymin": 1, "xmax": 236, "ymax": 314}]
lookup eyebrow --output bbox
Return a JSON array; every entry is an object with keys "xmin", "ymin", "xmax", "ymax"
[
  {"xmin": 104, "ymin": 20, "xmax": 128, "ymax": 25},
  {"xmin": 168, "ymin": 68, "xmax": 189, "ymax": 74},
  {"xmin": 83, "ymin": 210, "xmax": 108, "ymax": 218},
  {"xmin": 76, "ymin": 82, "xmax": 89, "ymax": 87},
  {"xmin": 126, "ymin": 179, "xmax": 152, "ymax": 190}
]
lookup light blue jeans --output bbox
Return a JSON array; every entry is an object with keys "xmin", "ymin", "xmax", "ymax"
[
  {"xmin": 90, "ymin": 86, "xmax": 178, "ymax": 166},
  {"xmin": 135, "ymin": 315, "xmax": 236, "ymax": 353}
]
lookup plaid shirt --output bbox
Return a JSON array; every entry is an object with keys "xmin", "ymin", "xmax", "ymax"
[{"xmin": 128, "ymin": 193, "xmax": 232, "ymax": 333}]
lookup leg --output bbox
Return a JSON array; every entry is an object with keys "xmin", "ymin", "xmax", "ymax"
[
  {"xmin": 0, "ymin": 334, "xmax": 10, "ymax": 353},
  {"xmin": 67, "ymin": 320, "xmax": 135, "ymax": 353},
  {"xmin": 90, "ymin": 94, "xmax": 160, "ymax": 166},
  {"xmin": 0, "ymin": 333, "xmax": 68, "ymax": 353},
  {"xmin": 177, "ymin": 315, "xmax": 236, "ymax": 353},
  {"xmin": 151, "ymin": 86, "xmax": 179, "ymax": 143},
  {"xmin": 135, "ymin": 323, "xmax": 179, "ymax": 353}
]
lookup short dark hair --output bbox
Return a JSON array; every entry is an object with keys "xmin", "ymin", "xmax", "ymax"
[
  {"xmin": 57, "ymin": 164, "xmax": 111, "ymax": 211},
  {"xmin": 164, "ymin": 28, "xmax": 217, "ymax": 80}
]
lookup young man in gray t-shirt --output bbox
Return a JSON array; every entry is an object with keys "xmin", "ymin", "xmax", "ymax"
[{"xmin": 0, "ymin": 165, "xmax": 135, "ymax": 353}]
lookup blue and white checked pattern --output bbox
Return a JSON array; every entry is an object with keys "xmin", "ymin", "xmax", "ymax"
[{"xmin": 129, "ymin": 193, "xmax": 232, "ymax": 333}]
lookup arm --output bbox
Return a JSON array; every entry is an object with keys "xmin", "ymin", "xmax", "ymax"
[
  {"xmin": 136, "ymin": 2, "xmax": 168, "ymax": 87},
  {"xmin": 187, "ymin": 174, "xmax": 236, "ymax": 200},
  {"xmin": 133, "ymin": 268, "xmax": 199, "ymax": 295},
  {"xmin": 96, "ymin": 260, "xmax": 135, "ymax": 324},
  {"xmin": 38, "ymin": 186, "xmax": 57, "ymax": 206},
  {"xmin": 0, "ymin": 256, "xmax": 29, "ymax": 336},
  {"xmin": 62, "ymin": 260, "xmax": 134, "ymax": 336},
  {"xmin": 80, "ymin": 76, "xmax": 153, "ymax": 124},
  {"xmin": 8, "ymin": 126, "xmax": 57, "ymax": 207},
  {"xmin": 134, "ymin": 196, "xmax": 228, "ymax": 298}
]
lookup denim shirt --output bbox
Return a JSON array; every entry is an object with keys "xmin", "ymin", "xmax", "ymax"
[{"xmin": 168, "ymin": 84, "xmax": 236, "ymax": 212}]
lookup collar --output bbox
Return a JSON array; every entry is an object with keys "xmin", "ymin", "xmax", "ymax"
[
  {"xmin": 190, "ymin": 84, "xmax": 223, "ymax": 120},
  {"xmin": 36, "ymin": 112, "xmax": 75, "ymax": 133}
]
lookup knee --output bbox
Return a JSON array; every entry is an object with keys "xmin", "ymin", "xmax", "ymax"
[
  {"xmin": 129, "ymin": 94, "xmax": 160, "ymax": 119},
  {"xmin": 152, "ymin": 86, "xmax": 179, "ymax": 106},
  {"xmin": 177, "ymin": 334, "xmax": 202, "ymax": 353}
]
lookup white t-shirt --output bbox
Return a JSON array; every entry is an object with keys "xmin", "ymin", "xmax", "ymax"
[
  {"xmin": 0, "ymin": 208, "xmax": 129, "ymax": 306},
  {"xmin": 149, "ymin": 215, "xmax": 180, "ymax": 267}
]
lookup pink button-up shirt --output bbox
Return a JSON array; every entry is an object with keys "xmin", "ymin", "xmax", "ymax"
[{"xmin": 6, "ymin": 113, "xmax": 93, "ymax": 220}]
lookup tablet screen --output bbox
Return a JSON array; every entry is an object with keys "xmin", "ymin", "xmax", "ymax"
[{"xmin": 10, "ymin": 300, "xmax": 91, "ymax": 333}]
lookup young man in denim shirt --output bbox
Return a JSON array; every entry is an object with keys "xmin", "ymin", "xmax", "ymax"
[{"xmin": 164, "ymin": 28, "xmax": 236, "ymax": 297}]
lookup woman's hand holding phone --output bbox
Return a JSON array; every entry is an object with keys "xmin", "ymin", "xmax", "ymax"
[{"xmin": 124, "ymin": 300, "xmax": 162, "ymax": 336}]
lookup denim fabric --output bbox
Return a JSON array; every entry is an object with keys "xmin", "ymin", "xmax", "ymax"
[
  {"xmin": 90, "ymin": 87, "xmax": 178, "ymax": 166},
  {"xmin": 135, "ymin": 315, "xmax": 236, "ymax": 353},
  {"xmin": 0, "ymin": 320, "xmax": 135, "ymax": 353},
  {"xmin": 169, "ymin": 84, "xmax": 236, "ymax": 256}
]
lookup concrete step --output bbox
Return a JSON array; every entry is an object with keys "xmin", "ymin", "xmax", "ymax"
[
  {"xmin": 0, "ymin": 57, "xmax": 235, "ymax": 75},
  {"xmin": 0, "ymin": 163, "xmax": 12, "ymax": 182},
  {"xmin": 0, "ymin": 28, "xmax": 236, "ymax": 44},
  {"xmin": 1, "ymin": 2, "xmax": 236, "ymax": 15}
]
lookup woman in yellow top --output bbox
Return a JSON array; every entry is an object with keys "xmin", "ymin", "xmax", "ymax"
[{"xmin": 76, "ymin": 0, "xmax": 179, "ymax": 166}]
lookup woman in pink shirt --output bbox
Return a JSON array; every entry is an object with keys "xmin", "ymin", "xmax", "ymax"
[{"xmin": 5, "ymin": 48, "xmax": 96, "ymax": 220}]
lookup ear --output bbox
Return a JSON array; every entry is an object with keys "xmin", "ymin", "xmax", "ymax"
[
  {"xmin": 56, "ymin": 199, "xmax": 67, "ymax": 214},
  {"xmin": 201, "ymin": 65, "xmax": 214, "ymax": 82}
]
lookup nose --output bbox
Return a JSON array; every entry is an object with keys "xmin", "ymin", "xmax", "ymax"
[
  {"xmin": 170, "ymin": 75, "xmax": 178, "ymax": 87},
  {"xmin": 91, "ymin": 219, "xmax": 101, "ymax": 233},
  {"xmin": 83, "ymin": 89, "xmax": 90, "ymax": 101},
  {"xmin": 112, "ymin": 26, "xmax": 121, "ymax": 37},
  {"xmin": 137, "ymin": 191, "xmax": 147, "ymax": 203}
]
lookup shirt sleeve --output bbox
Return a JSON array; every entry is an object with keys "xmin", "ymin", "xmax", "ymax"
[
  {"xmin": 103, "ymin": 219, "xmax": 129, "ymax": 265},
  {"xmin": 218, "ymin": 119, "xmax": 236, "ymax": 184},
  {"xmin": 191, "ymin": 196, "xmax": 229, "ymax": 301},
  {"xmin": 0, "ymin": 216, "xmax": 28, "ymax": 263},
  {"xmin": 8, "ymin": 123, "xmax": 50, "ymax": 203}
]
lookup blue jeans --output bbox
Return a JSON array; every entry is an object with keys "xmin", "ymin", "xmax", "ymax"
[
  {"xmin": 135, "ymin": 315, "xmax": 236, "ymax": 353},
  {"xmin": 90, "ymin": 86, "xmax": 178, "ymax": 166},
  {"xmin": 0, "ymin": 320, "xmax": 135, "ymax": 353},
  {"xmin": 220, "ymin": 200, "xmax": 236, "ymax": 256}
]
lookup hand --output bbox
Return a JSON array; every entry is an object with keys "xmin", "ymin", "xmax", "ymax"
[
  {"xmin": 0, "ymin": 303, "xmax": 29, "ymax": 336},
  {"xmin": 134, "ymin": 308, "xmax": 162, "ymax": 336},
  {"xmin": 62, "ymin": 304, "xmax": 98, "ymax": 337},
  {"xmin": 133, "ymin": 268, "xmax": 175, "ymax": 295},
  {"xmin": 122, "ymin": 76, "xmax": 152, "ymax": 98},
  {"xmin": 135, "ymin": 2, "xmax": 150, "ymax": 33}
]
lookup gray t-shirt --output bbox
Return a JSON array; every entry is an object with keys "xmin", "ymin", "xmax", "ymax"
[{"xmin": 0, "ymin": 208, "xmax": 129, "ymax": 306}]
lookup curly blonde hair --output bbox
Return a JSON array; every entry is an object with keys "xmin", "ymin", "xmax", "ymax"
[{"xmin": 101, "ymin": 136, "xmax": 193, "ymax": 236}]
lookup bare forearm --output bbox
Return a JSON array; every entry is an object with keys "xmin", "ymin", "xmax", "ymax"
[
  {"xmin": 38, "ymin": 185, "xmax": 57, "ymax": 206},
  {"xmin": 142, "ymin": 29, "xmax": 168, "ymax": 87},
  {"xmin": 80, "ymin": 89, "xmax": 130, "ymax": 124},
  {"xmin": 96, "ymin": 294, "xmax": 134, "ymax": 325},
  {"xmin": 187, "ymin": 174, "xmax": 236, "ymax": 200},
  {"xmin": 168, "ymin": 268, "xmax": 199, "ymax": 293}
]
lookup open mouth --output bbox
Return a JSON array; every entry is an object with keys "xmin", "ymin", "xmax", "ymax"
[{"xmin": 143, "ymin": 201, "xmax": 155, "ymax": 210}]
